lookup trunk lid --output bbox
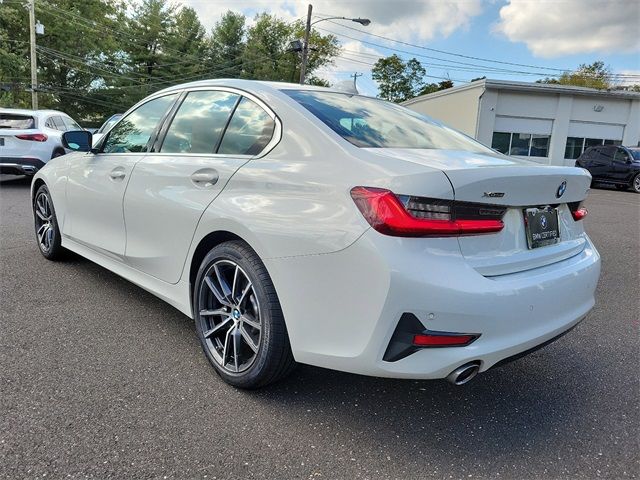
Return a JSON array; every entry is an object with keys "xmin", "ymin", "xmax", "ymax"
[
  {"xmin": 0, "ymin": 128, "xmax": 39, "ymax": 156},
  {"xmin": 364, "ymin": 148, "xmax": 592, "ymax": 276}
]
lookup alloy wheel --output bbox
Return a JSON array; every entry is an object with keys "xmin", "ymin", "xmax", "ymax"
[
  {"xmin": 35, "ymin": 192, "xmax": 55, "ymax": 253},
  {"xmin": 634, "ymin": 175, "xmax": 640, "ymax": 193},
  {"xmin": 198, "ymin": 259, "xmax": 262, "ymax": 373}
]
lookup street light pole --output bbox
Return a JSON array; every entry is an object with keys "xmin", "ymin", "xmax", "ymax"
[
  {"xmin": 28, "ymin": 0, "xmax": 37, "ymax": 109},
  {"xmin": 298, "ymin": 4, "xmax": 371, "ymax": 85},
  {"xmin": 299, "ymin": 4, "xmax": 313, "ymax": 85}
]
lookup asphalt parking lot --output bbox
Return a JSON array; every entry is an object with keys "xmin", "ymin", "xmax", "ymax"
[{"xmin": 1, "ymin": 174, "xmax": 638, "ymax": 479}]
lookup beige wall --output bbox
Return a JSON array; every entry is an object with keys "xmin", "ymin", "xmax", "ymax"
[{"xmin": 404, "ymin": 85, "xmax": 483, "ymax": 137}]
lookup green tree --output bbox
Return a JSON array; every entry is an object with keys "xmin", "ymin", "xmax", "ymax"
[
  {"xmin": 371, "ymin": 54, "xmax": 426, "ymax": 103},
  {"xmin": 538, "ymin": 61, "xmax": 613, "ymax": 90},
  {"xmin": 0, "ymin": 0, "xmax": 130, "ymax": 119},
  {"xmin": 242, "ymin": 14, "xmax": 338, "ymax": 83},
  {"xmin": 418, "ymin": 79, "xmax": 453, "ymax": 96},
  {"xmin": 207, "ymin": 11, "xmax": 246, "ymax": 78},
  {"xmin": 0, "ymin": 4, "xmax": 340, "ymax": 121},
  {"xmin": 0, "ymin": 1, "xmax": 30, "ymax": 107}
]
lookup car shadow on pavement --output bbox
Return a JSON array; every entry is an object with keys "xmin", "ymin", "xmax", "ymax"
[{"xmin": 241, "ymin": 345, "xmax": 594, "ymax": 464}]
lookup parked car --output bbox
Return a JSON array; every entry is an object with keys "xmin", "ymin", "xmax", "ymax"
[
  {"xmin": 0, "ymin": 108, "xmax": 83, "ymax": 176},
  {"xmin": 91, "ymin": 113, "xmax": 122, "ymax": 146},
  {"xmin": 576, "ymin": 145, "xmax": 640, "ymax": 193},
  {"xmin": 31, "ymin": 79, "xmax": 600, "ymax": 388}
]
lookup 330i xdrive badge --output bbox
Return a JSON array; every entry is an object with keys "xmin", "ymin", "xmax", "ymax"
[{"xmin": 31, "ymin": 79, "xmax": 601, "ymax": 388}]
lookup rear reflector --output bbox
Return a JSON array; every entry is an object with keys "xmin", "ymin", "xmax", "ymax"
[
  {"xmin": 350, "ymin": 186, "xmax": 504, "ymax": 237},
  {"xmin": 413, "ymin": 333, "xmax": 477, "ymax": 347},
  {"xmin": 16, "ymin": 133, "xmax": 48, "ymax": 142},
  {"xmin": 571, "ymin": 207, "xmax": 588, "ymax": 221}
]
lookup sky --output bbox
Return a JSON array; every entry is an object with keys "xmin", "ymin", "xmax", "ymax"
[{"xmin": 178, "ymin": 0, "xmax": 640, "ymax": 96}]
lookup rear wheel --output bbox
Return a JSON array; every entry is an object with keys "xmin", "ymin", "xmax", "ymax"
[
  {"xmin": 633, "ymin": 174, "xmax": 640, "ymax": 194},
  {"xmin": 193, "ymin": 240, "xmax": 295, "ymax": 388},
  {"xmin": 33, "ymin": 185, "xmax": 65, "ymax": 260}
]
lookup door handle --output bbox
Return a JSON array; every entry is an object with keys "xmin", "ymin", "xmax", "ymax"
[
  {"xmin": 109, "ymin": 167, "xmax": 126, "ymax": 181},
  {"xmin": 190, "ymin": 168, "xmax": 219, "ymax": 187}
]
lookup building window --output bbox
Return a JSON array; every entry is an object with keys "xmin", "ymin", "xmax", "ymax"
[
  {"xmin": 491, "ymin": 131, "xmax": 550, "ymax": 157},
  {"xmin": 564, "ymin": 137, "xmax": 622, "ymax": 159}
]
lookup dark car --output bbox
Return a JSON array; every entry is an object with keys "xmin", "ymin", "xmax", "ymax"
[{"xmin": 576, "ymin": 145, "xmax": 640, "ymax": 193}]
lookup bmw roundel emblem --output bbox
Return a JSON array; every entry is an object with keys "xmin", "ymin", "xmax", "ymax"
[
  {"xmin": 540, "ymin": 215, "xmax": 548, "ymax": 229},
  {"xmin": 556, "ymin": 181, "xmax": 567, "ymax": 198}
]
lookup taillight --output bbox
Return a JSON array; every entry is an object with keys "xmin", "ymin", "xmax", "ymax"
[
  {"xmin": 15, "ymin": 133, "xmax": 48, "ymax": 142},
  {"xmin": 350, "ymin": 186, "xmax": 505, "ymax": 237},
  {"xmin": 572, "ymin": 207, "xmax": 588, "ymax": 221},
  {"xmin": 568, "ymin": 201, "xmax": 588, "ymax": 221}
]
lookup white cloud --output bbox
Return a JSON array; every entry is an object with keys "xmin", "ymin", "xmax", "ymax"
[
  {"xmin": 494, "ymin": 0, "xmax": 640, "ymax": 58},
  {"xmin": 179, "ymin": 0, "xmax": 483, "ymax": 41}
]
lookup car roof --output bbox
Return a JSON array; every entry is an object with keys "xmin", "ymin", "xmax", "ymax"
[
  {"xmin": 0, "ymin": 107, "xmax": 70, "ymax": 117},
  {"xmin": 153, "ymin": 78, "xmax": 355, "ymax": 97}
]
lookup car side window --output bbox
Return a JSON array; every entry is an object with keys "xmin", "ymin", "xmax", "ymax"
[
  {"xmin": 102, "ymin": 94, "xmax": 178, "ymax": 154},
  {"xmin": 62, "ymin": 116, "xmax": 82, "ymax": 131},
  {"xmin": 52, "ymin": 116, "xmax": 67, "ymax": 131},
  {"xmin": 614, "ymin": 148, "xmax": 630, "ymax": 163},
  {"xmin": 599, "ymin": 146, "xmax": 615, "ymax": 165},
  {"xmin": 217, "ymin": 97, "xmax": 275, "ymax": 156},
  {"xmin": 161, "ymin": 90, "xmax": 240, "ymax": 154},
  {"xmin": 45, "ymin": 117, "xmax": 56, "ymax": 129}
]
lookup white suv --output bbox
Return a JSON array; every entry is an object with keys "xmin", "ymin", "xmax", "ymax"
[{"xmin": 0, "ymin": 108, "xmax": 83, "ymax": 176}]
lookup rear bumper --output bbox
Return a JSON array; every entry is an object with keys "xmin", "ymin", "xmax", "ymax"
[
  {"xmin": 0, "ymin": 157, "xmax": 45, "ymax": 175},
  {"xmin": 266, "ymin": 230, "xmax": 601, "ymax": 380}
]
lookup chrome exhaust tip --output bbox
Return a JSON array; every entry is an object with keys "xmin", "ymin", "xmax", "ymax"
[{"xmin": 446, "ymin": 362, "xmax": 480, "ymax": 386}]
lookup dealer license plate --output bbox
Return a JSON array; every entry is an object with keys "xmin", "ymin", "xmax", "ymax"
[{"xmin": 524, "ymin": 207, "xmax": 559, "ymax": 249}]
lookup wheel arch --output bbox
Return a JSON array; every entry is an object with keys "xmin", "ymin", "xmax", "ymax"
[
  {"xmin": 51, "ymin": 146, "xmax": 65, "ymax": 158},
  {"xmin": 31, "ymin": 177, "xmax": 46, "ymax": 203},
  {"xmin": 188, "ymin": 230, "xmax": 273, "ymax": 305}
]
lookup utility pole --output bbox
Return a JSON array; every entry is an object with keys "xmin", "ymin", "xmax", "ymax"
[
  {"xmin": 28, "ymin": 0, "xmax": 38, "ymax": 109},
  {"xmin": 351, "ymin": 72, "xmax": 363, "ymax": 89},
  {"xmin": 299, "ymin": 4, "xmax": 312, "ymax": 85}
]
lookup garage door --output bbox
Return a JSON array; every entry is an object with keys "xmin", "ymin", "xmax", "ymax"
[{"xmin": 568, "ymin": 121, "xmax": 624, "ymax": 140}]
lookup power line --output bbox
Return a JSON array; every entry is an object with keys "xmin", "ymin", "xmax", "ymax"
[
  {"xmin": 322, "ymin": 26, "xmax": 640, "ymax": 82},
  {"xmin": 316, "ymin": 15, "xmax": 640, "ymax": 79}
]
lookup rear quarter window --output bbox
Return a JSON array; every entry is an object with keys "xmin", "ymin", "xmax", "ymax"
[{"xmin": 217, "ymin": 98, "xmax": 275, "ymax": 156}]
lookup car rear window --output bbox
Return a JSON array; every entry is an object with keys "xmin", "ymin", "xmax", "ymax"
[
  {"xmin": 0, "ymin": 114, "xmax": 35, "ymax": 129},
  {"xmin": 283, "ymin": 89, "xmax": 492, "ymax": 153},
  {"xmin": 629, "ymin": 149, "xmax": 640, "ymax": 160}
]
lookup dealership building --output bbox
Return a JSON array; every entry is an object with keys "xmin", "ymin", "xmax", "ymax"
[{"xmin": 403, "ymin": 79, "xmax": 640, "ymax": 166}]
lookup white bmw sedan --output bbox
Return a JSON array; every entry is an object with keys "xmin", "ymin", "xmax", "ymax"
[{"xmin": 31, "ymin": 79, "xmax": 601, "ymax": 388}]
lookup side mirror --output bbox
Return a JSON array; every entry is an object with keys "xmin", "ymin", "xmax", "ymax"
[{"xmin": 62, "ymin": 130, "xmax": 92, "ymax": 152}]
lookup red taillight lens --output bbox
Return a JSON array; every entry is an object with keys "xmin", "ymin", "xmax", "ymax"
[
  {"xmin": 15, "ymin": 133, "xmax": 48, "ymax": 142},
  {"xmin": 571, "ymin": 207, "xmax": 588, "ymax": 221},
  {"xmin": 350, "ymin": 186, "xmax": 504, "ymax": 237},
  {"xmin": 413, "ymin": 333, "xmax": 477, "ymax": 347}
]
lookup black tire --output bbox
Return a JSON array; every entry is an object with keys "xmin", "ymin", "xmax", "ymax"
[
  {"xmin": 632, "ymin": 173, "xmax": 640, "ymax": 194},
  {"xmin": 51, "ymin": 149, "xmax": 64, "ymax": 159},
  {"xmin": 33, "ymin": 184, "xmax": 65, "ymax": 260},
  {"xmin": 193, "ymin": 240, "xmax": 295, "ymax": 388}
]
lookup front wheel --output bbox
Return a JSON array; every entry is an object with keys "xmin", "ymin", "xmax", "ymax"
[
  {"xmin": 633, "ymin": 174, "xmax": 640, "ymax": 193},
  {"xmin": 33, "ymin": 185, "xmax": 65, "ymax": 260},
  {"xmin": 193, "ymin": 240, "xmax": 295, "ymax": 388}
]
